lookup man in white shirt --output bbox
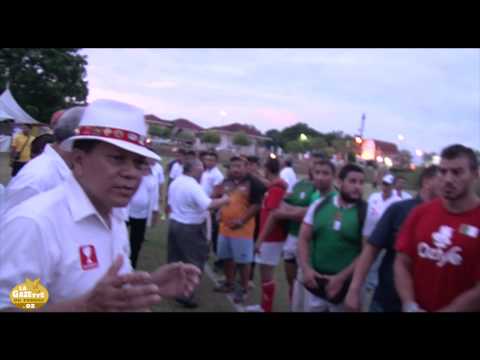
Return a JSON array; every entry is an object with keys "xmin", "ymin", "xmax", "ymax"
[
  {"xmin": 149, "ymin": 157, "xmax": 165, "ymax": 218},
  {"xmin": 1, "ymin": 107, "xmax": 84, "ymax": 215},
  {"xmin": 200, "ymin": 151, "xmax": 225, "ymax": 261},
  {"xmin": 168, "ymin": 148, "xmax": 186, "ymax": 182},
  {"xmin": 394, "ymin": 175, "xmax": 413, "ymax": 200},
  {"xmin": 168, "ymin": 158, "xmax": 229, "ymax": 308},
  {"xmin": 128, "ymin": 163, "xmax": 160, "ymax": 269},
  {"xmin": 280, "ymin": 158, "xmax": 298, "ymax": 194},
  {"xmin": 200, "ymin": 151, "xmax": 224, "ymax": 197},
  {"xmin": 0, "ymin": 99, "xmax": 201, "ymax": 312},
  {"xmin": 362, "ymin": 173, "xmax": 402, "ymax": 302}
]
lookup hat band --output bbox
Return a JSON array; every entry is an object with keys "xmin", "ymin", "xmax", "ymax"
[{"xmin": 75, "ymin": 126, "xmax": 147, "ymax": 147}]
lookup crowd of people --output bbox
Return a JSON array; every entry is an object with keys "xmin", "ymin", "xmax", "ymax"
[{"xmin": 0, "ymin": 98, "xmax": 479, "ymax": 313}]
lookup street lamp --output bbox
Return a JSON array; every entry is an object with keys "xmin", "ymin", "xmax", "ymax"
[
  {"xmin": 398, "ymin": 134, "xmax": 405, "ymax": 142},
  {"xmin": 299, "ymin": 133, "xmax": 308, "ymax": 142},
  {"xmin": 415, "ymin": 149, "xmax": 424, "ymax": 157}
]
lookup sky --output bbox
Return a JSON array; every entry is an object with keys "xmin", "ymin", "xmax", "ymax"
[{"xmin": 80, "ymin": 48, "xmax": 480, "ymax": 155}]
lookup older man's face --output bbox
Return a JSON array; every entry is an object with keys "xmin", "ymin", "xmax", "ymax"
[{"xmin": 72, "ymin": 142, "xmax": 148, "ymax": 211}]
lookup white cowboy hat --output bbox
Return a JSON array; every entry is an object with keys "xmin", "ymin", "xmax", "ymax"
[{"xmin": 61, "ymin": 99, "xmax": 159, "ymax": 161}]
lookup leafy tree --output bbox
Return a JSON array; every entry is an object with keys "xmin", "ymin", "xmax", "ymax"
[
  {"xmin": 149, "ymin": 125, "xmax": 171, "ymax": 139},
  {"xmin": 281, "ymin": 123, "xmax": 320, "ymax": 144},
  {"xmin": 0, "ymin": 48, "xmax": 89, "ymax": 122},
  {"xmin": 396, "ymin": 150, "xmax": 413, "ymax": 169},
  {"xmin": 232, "ymin": 132, "xmax": 252, "ymax": 147},
  {"xmin": 201, "ymin": 131, "xmax": 221, "ymax": 145}
]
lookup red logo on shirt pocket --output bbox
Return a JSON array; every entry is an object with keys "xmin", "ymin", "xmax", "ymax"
[{"xmin": 79, "ymin": 245, "xmax": 99, "ymax": 270}]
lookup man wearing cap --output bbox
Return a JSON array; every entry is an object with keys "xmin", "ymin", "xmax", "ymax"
[
  {"xmin": 1, "ymin": 108, "xmax": 84, "ymax": 215},
  {"xmin": 0, "ymin": 100, "xmax": 200, "ymax": 311},
  {"xmin": 362, "ymin": 173, "xmax": 402, "ymax": 305}
]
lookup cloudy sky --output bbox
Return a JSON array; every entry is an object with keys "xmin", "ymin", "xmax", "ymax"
[{"xmin": 80, "ymin": 48, "xmax": 480, "ymax": 154}]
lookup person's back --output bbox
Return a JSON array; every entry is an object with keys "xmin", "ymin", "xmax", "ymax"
[
  {"xmin": 2, "ymin": 107, "xmax": 84, "ymax": 215},
  {"xmin": 280, "ymin": 160, "xmax": 297, "ymax": 193},
  {"xmin": 2, "ymin": 144, "xmax": 71, "ymax": 215}
]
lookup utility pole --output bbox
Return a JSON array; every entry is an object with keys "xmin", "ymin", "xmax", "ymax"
[{"xmin": 359, "ymin": 113, "xmax": 366, "ymax": 138}]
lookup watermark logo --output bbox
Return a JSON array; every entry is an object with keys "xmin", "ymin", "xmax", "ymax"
[{"xmin": 10, "ymin": 278, "xmax": 49, "ymax": 311}]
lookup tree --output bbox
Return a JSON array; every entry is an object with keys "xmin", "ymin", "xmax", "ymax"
[
  {"xmin": 281, "ymin": 123, "xmax": 320, "ymax": 145},
  {"xmin": 201, "ymin": 131, "xmax": 221, "ymax": 145},
  {"xmin": 396, "ymin": 150, "xmax": 413, "ymax": 169},
  {"xmin": 149, "ymin": 125, "xmax": 171, "ymax": 139},
  {"xmin": 176, "ymin": 130, "xmax": 196, "ymax": 143},
  {"xmin": 265, "ymin": 129, "xmax": 282, "ymax": 150},
  {"xmin": 309, "ymin": 136, "xmax": 328, "ymax": 150},
  {"xmin": 422, "ymin": 152, "xmax": 436, "ymax": 165},
  {"xmin": 232, "ymin": 132, "xmax": 252, "ymax": 147},
  {"xmin": 0, "ymin": 48, "xmax": 89, "ymax": 123}
]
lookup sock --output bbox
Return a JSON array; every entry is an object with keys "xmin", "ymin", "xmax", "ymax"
[{"xmin": 261, "ymin": 281, "xmax": 276, "ymax": 313}]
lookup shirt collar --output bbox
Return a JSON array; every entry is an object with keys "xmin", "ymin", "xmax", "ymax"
[
  {"xmin": 43, "ymin": 144, "xmax": 71, "ymax": 180},
  {"xmin": 65, "ymin": 175, "xmax": 126, "ymax": 228}
]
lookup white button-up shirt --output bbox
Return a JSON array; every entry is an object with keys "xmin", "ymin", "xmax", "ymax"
[
  {"xmin": 168, "ymin": 175, "xmax": 212, "ymax": 225},
  {"xmin": 2, "ymin": 144, "xmax": 71, "ymax": 215},
  {"xmin": 200, "ymin": 166, "xmax": 224, "ymax": 197},
  {"xmin": 362, "ymin": 191, "xmax": 402, "ymax": 238},
  {"xmin": 151, "ymin": 162, "xmax": 165, "ymax": 186},
  {"xmin": 280, "ymin": 167, "xmax": 298, "ymax": 194},
  {"xmin": 0, "ymin": 174, "xmax": 132, "ymax": 309},
  {"xmin": 128, "ymin": 172, "xmax": 159, "ymax": 225}
]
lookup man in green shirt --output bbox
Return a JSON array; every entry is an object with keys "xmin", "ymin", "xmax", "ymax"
[
  {"xmin": 298, "ymin": 163, "xmax": 366, "ymax": 312},
  {"xmin": 257, "ymin": 158, "xmax": 336, "ymax": 308}
]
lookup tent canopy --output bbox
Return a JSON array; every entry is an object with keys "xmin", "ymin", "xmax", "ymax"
[{"xmin": 0, "ymin": 88, "xmax": 39, "ymax": 124}]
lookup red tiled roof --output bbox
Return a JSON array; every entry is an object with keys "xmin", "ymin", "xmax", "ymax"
[
  {"xmin": 373, "ymin": 139, "xmax": 398, "ymax": 155},
  {"xmin": 172, "ymin": 118, "xmax": 204, "ymax": 132},
  {"xmin": 145, "ymin": 114, "xmax": 172, "ymax": 126},
  {"xmin": 210, "ymin": 123, "xmax": 263, "ymax": 137}
]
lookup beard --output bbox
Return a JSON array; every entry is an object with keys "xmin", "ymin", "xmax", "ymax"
[{"xmin": 340, "ymin": 190, "xmax": 359, "ymax": 204}]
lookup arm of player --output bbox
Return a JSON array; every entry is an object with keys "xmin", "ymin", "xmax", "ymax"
[
  {"xmin": 274, "ymin": 202, "xmax": 309, "ymax": 222},
  {"xmin": 297, "ymin": 222, "xmax": 325, "ymax": 289},
  {"xmin": 228, "ymin": 204, "xmax": 260, "ymax": 229},
  {"xmin": 394, "ymin": 252, "xmax": 420, "ymax": 311},
  {"xmin": 344, "ymin": 243, "xmax": 382, "ymax": 311},
  {"xmin": 437, "ymin": 283, "xmax": 480, "ymax": 312}
]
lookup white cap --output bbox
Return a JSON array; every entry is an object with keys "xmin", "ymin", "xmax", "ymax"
[{"xmin": 382, "ymin": 174, "xmax": 395, "ymax": 185}]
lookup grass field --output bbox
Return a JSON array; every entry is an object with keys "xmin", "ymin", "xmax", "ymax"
[{"xmin": 0, "ymin": 152, "xmax": 413, "ymax": 312}]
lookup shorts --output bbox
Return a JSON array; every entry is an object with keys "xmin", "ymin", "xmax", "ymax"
[
  {"xmin": 255, "ymin": 242, "xmax": 285, "ymax": 266},
  {"xmin": 297, "ymin": 269, "xmax": 345, "ymax": 313},
  {"xmin": 217, "ymin": 235, "xmax": 254, "ymax": 264},
  {"xmin": 283, "ymin": 234, "xmax": 298, "ymax": 261},
  {"xmin": 304, "ymin": 291, "xmax": 345, "ymax": 313}
]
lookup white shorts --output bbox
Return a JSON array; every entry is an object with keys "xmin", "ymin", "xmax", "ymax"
[
  {"xmin": 305, "ymin": 292, "xmax": 345, "ymax": 313},
  {"xmin": 255, "ymin": 242, "xmax": 285, "ymax": 266},
  {"xmin": 283, "ymin": 234, "xmax": 298, "ymax": 261},
  {"xmin": 292, "ymin": 268, "xmax": 344, "ymax": 313}
]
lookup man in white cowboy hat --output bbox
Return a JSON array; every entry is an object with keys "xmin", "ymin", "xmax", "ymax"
[{"xmin": 0, "ymin": 99, "xmax": 200, "ymax": 311}]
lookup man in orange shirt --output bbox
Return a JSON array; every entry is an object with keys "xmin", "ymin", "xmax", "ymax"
[{"xmin": 214, "ymin": 156, "xmax": 266, "ymax": 304}]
